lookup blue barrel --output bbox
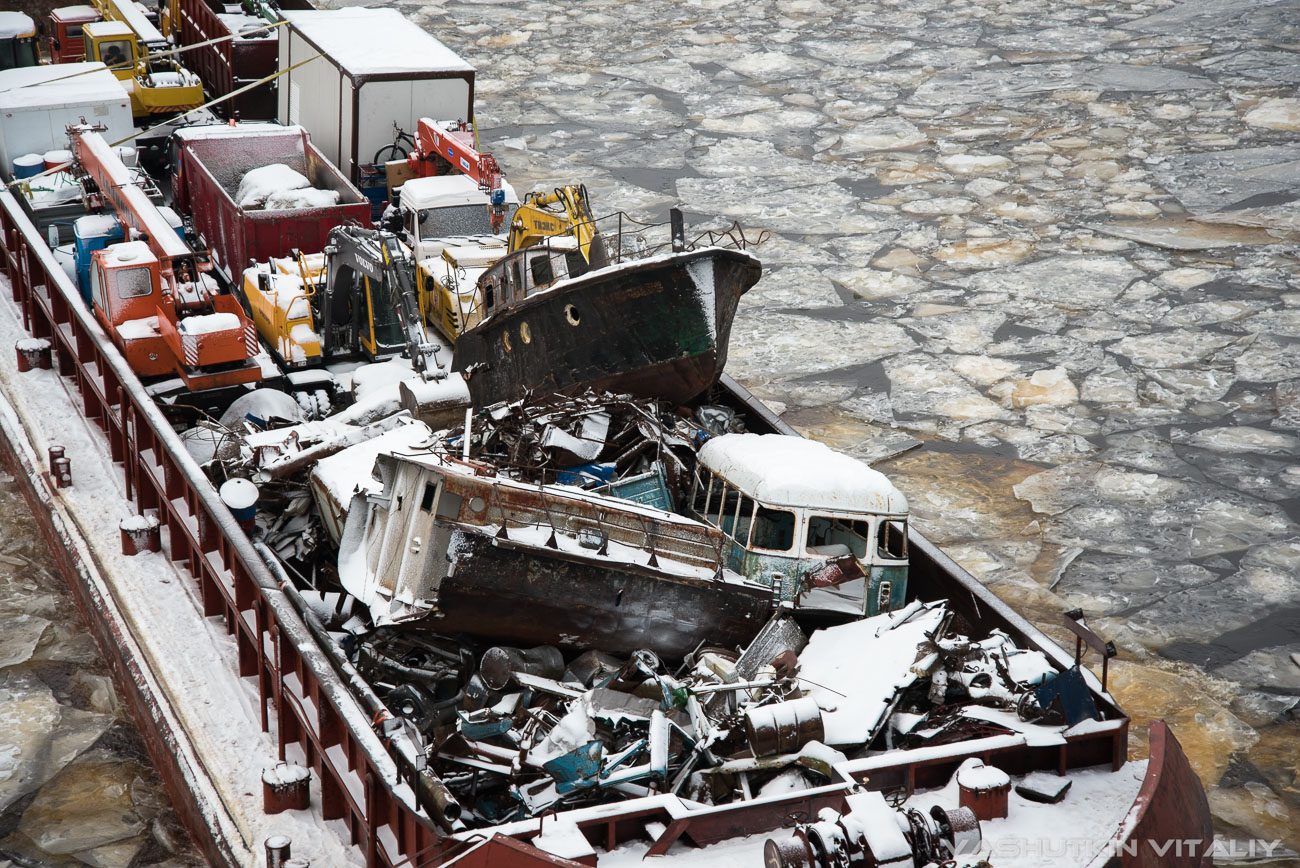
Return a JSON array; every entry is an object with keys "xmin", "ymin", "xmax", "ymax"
[{"xmin": 12, "ymin": 153, "xmax": 43, "ymax": 179}]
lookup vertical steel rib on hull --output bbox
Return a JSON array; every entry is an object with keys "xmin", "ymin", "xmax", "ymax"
[{"xmin": 453, "ymin": 247, "xmax": 761, "ymax": 406}]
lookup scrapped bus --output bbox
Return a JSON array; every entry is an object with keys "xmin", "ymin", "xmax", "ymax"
[{"xmin": 689, "ymin": 433, "xmax": 909, "ymax": 617}]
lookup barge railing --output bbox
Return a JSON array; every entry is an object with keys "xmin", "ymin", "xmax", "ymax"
[{"xmin": 0, "ymin": 190, "xmax": 444, "ymax": 868}]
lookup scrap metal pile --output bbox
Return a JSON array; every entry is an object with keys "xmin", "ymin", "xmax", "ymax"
[
  {"xmin": 450, "ymin": 388, "xmax": 747, "ymax": 494},
  {"xmin": 351, "ymin": 600, "xmax": 1088, "ymax": 829}
]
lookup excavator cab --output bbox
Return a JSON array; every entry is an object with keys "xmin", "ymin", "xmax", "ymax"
[{"xmin": 506, "ymin": 184, "xmax": 610, "ymax": 267}]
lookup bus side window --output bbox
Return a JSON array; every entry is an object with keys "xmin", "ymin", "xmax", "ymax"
[
  {"xmin": 878, "ymin": 519, "xmax": 907, "ymax": 560},
  {"xmin": 691, "ymin": 469, "xmax": 712, "ymax": 518},
  {"xmin": 717, "ymin": 484, "xmax": 739, "ymax": 536},
  {"xmin": 734, "ymin": 494, "xmax": 756, "ymax": 546},
  {"xmin": 752, "ymin": 506, "xmax": 795, "ymax": 552}
]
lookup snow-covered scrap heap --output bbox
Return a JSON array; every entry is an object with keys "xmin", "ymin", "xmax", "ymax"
[{"xmin": 346, "ymin": 599, "xmax": 1100, "ymax": 831}]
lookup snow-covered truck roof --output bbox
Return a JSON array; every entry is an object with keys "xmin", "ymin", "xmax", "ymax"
[
  {"xmin": 0, "ymin": 11, "xmax": 36, "ymax": 38},
  {"xmin": 281, "ymin": 8, "xmax": 473, "ymax": 77},
  {"xmin": 401, "ymin": 174, "xmax": 519, "ymax": 211},
  {"xmin": 698, "ymin": 433, "xmax": 909, "ymax": 515}
]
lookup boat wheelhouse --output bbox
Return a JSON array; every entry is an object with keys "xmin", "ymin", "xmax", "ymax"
[{"xmin": 690, "ymin": 433, "xmax": 908, "ymax": 617}]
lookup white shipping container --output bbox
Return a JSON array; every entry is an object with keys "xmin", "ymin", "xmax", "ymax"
[
  {"xmin": 277, "ymin": 8, "xmax": 475, "ymax": 184},
  {"xmin": 0, "ymin": 63, "xmax": 135, "ymax": 179}
]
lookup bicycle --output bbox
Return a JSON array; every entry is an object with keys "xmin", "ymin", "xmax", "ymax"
[{"xmin": 373, "ymin": 122, "xmax": 416, "ymax": 165}]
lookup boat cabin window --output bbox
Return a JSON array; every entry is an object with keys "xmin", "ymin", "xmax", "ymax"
[
  {"xmin": 484, "ymin": 279, "xmax": 495, "ymax": 310},
  {"xmin": 751, "ymin": 506, "xmax": 795, "ymax": 552},
  {"xmin": 118, "ymin": 266, "xmax": 152, "ymax": 299},
  {"xmin": 878, "ymin": 519, "xmax": 907, "ymax": 560},
  {"xmin": 565, "ymin": 250, "xmax": 589, "ymax": 279},
  {"xmin": 529, "ymin": 253, "xmax": 555, "ymax": 288},
  {"xmin": 805, "ymin": 515, "xmax": 869, "ymax": 559},
  {"xmin": 420, "ymin": 482, "xmax": 437, "ymax": 512},
  {"xmin": 511, "ymin": 260, "xmax": 524, "ymax": 300}
]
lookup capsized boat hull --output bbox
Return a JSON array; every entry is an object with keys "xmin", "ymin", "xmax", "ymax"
[
  {"xmin": 428, "ymin": 529, "xmax": 774, "ymax": 659},
  {"xmin": 452, "ymin": 247, "xmax": 760, "ymax": 406}
]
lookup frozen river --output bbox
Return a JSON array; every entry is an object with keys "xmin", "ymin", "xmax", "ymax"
[
  {"xmin": 391, "ymin": 0, "xmax": 1299, "ymax": 854},
  {"xmin": 2, "ymin": 0, "xmax": 1298, "ymax": 861}
]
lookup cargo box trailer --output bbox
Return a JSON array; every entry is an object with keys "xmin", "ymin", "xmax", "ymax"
[
  {"xmin": 0, "ymin": 62, "xmax": 133, "ymax": 179},
  {"xmin": 277, "ymin": 8, "xmax": 474, "ymax": 185}
]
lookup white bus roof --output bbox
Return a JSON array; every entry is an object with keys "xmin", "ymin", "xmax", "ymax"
[
  {"xmin": 698, "ymin": 433, "xmax": 908, "ymax": 515},
  {"xmin": 401, "ymin": 174, "xmax": 519, "ymax": 211}
]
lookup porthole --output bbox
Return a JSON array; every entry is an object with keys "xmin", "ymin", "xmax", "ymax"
[
  {"xmin": 519, "ymin": 321, "xmax": 532, "ymax": 344},
  {"xmin": 564, "ymin": 304, "xmax": 581, "ymax": 326},
  {"xmin": 502, "ymin": 330, "xmax": 512, "ymax": 352},
  {"xmin": 468, "ymin": 496, "xmax": 486, "ymax": 513}
]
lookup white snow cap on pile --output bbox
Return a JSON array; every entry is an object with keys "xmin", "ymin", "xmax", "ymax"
[
  {"xmin": 236, "ymin": 163, "xmax": 341, "ymax": 211},
  {"xmin": 697, "ymin": 433, "xmax": 907, "ymax": 514}
]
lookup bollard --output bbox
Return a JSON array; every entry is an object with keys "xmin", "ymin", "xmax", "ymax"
[
  {"xmin": 52, "ymin": 456, "xmax": 72, "ymax": 488},
  {"xmin": 264, "ymin": 835, "xmax": 291, "ymax": 868},
  {"xmin": 119, "ymin": 515, "xmax": 161, "ymax": 555},
  {"xmin": 48, "ymin": 445, "xmax": 65, "ymax": 474},
  {"xmin": 15, "ymin": 338, "xmax": 51, "ymax": 372},
  {"xmin": 263, "ymin": 763, "xmax": 311, "ymax": 813}
]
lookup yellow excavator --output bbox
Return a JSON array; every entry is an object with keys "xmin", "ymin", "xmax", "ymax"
[
  {"xmin": 506, "ymin": 184, "xmax": 609, "ymax": 266},
  {"xmin": 74, "ymin": 0, "xmax": 204, "ymax": 117}
]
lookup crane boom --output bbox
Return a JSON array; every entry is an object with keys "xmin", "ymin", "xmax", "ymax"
[
  {"xmin": 408, "ymin": 118, "xmax": 503, "ymax": 191},
  {"xmin": 71, "ymin": 129, "xmax": 191, "ymax": 265}
]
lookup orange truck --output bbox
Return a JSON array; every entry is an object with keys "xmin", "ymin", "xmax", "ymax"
[{"xmin": 70, "ymin": 127, "xmax": 262, "ymax": 391}]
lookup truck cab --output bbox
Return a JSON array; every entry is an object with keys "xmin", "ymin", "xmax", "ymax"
[
  {"xmin": 47, "ymin": 6, "xmax": 101, "ymax": 63},
  {"xmin": 687, "ymin": 433, "xmax": 909, "ymax": 617},
  {"xmin": 398, "ymin": 174, "xmax": 518, "ymax": 342},
  {"xmin": 0, "ymin": 12, "xmax": 39, "ymax": 70}
]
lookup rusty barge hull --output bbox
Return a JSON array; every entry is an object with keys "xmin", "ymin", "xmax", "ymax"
[
  {"xmin": 0, "ymin": 189, "xmax": 1215, "ymax": 866},
  {"xmin": 430, "ymin": 529, "xmax": 773, "ymax": 658},
  {"xmin": 452, "ymin": 247, "xmax": 760, "ymax": 407}
]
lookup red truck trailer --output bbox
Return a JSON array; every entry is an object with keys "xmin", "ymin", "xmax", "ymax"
[
  {"xmin": 170, "ymin": 122, "xmax": 371, "ymax": 285},
  {"xmin": 165, "ymin": 0, "xmax": 310, "ymax": 119}
]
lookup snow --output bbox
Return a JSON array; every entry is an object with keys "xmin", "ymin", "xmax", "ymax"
[
  {"xmin": 532, "ymin": 819, "xmax": 594, "ymax": 861},
  {"xmin": 264, "ymin": 186, "xmax": 341, "ymax": 211},
  {"xmin": 262, "ymin": 763, "xmax": 310, "ymax": 786},
  {"xmin": 697, "ymin": 433, "xmax": 908, "ymax": 514},
  {"xmin": 115, "ymin": 317, "xmax": 159, "ymax": 340},
  {"xmin": 685, "ymin": 256, "xmax": 716, "ymax": 341},
  {"xmin": 0, "ymin": 63, "xmax": 128, "ymax": 111},
  {"xmin": 283, "ymin": 9, "xmax": 474, "ymax": 76},
  {"xmin": 401, "ymin": 174, "xmax": 519, "ymax": 211},
  {"xmin": 177, "ymin": 312, "xmax": 239, "ymax": 336},
  {"xmin": 218, "ymin": 478, "xmax": 259, "ymax": 511},
  {"xmin": 0, "ymin": 12, "xmax": 34, "ymax": 39},
  {"xmin": 74, "ymin": 214, "xmax": 120, "ymax": 238},
  {"xmin": 795, "ymin": 602, "xmax": 946, "ymax": 746},
  {"xmin": 235, "ymin": 163, "xmax": 312, "ymax": 210},
  {"xmin": 41, "ymin": 149, "xmax": 72, "ymax": 166},
  {"xmin": 118, "ymin": 514, "xmax": 159, "ymax": 533},
  {"xmin": 309, "ymin": 420, "xmax": 433, "ymax": 508},
  {"xmin": 14, "ymin": 338, "xmax": 49, "ymax": 353},
  {"xmin": 956, "ymin": 758, "xmax": 1011, "ymax": 790}
]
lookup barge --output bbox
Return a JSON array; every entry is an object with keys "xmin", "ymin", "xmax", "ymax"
[{"xmin": 0, "ymin": 185, "xmax": 1215, "ymax": 866}]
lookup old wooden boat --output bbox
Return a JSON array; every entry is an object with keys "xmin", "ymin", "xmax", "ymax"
[{"xmin": 452, "ymin": 227, "xmax": 761, "ymax": 407}]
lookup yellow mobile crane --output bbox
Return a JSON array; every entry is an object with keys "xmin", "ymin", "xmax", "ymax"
[{"xmin": 76, "ymin": 0, "xmax": 203, "ymax": 117}]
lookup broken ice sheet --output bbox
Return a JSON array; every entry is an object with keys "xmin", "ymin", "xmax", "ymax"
[
  {"xmin": 727, "ymin": 314, "xmax": 915, "ymax": 384},
  {"xmin": 956, "ymin": 255, "xmax": 1143, "ymax": 312},
  {"xmin": 0, "ymin": 672, "xmax": 112, "ymax": 812},
  {"xmin": 0, "ymin": 614, "xmax": 50, "ymax": 668},
  {"xmin": 884, "ymin": 353, "xmax": 1012, "ymax": 429},
  {"xmin": 1172, "ymin": 425, "xmax": 1298, "ymax": 455},
  {"xmin": 17, "ymin": 756, "xmax": 148, "ymax": 855}
]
